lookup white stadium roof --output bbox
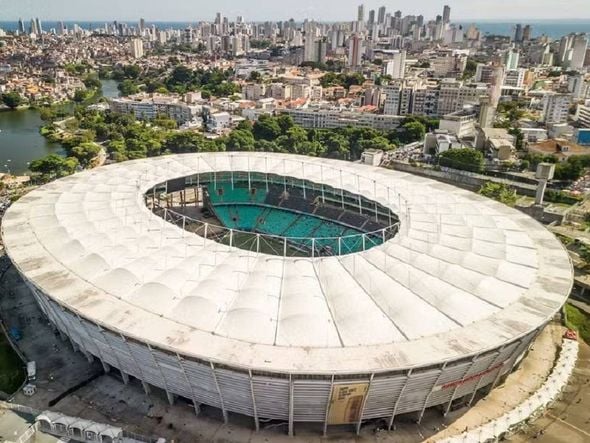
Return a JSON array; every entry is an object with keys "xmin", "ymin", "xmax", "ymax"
[{"xmin": 2, "ymin": 153, "xmax": 573, "ymax": 374}]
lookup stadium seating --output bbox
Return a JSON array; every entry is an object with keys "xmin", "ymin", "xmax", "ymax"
[{"xmin": 200, "ymin": 179, "xmax": 392, "ymax": 254}]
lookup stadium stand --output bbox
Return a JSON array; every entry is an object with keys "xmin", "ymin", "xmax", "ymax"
[{"xmin": 200, "ymin": 179, "xmax": 393, "ymax": 254}]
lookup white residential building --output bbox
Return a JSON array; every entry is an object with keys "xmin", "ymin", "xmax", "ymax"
[
  {"xmin": 504, "ymin": 69, "xmax": 526, "ymax": 88},
  {"xmin": 570, "ymin": 34, "xmax": 588, "ymax": 71},
  {"xmin": 439, "ymin": 110, "xmax": 477, "ymax": 138},
  {"xmin": 542, "ymin": 93, "xmax": 572, "ymax": 124},
  {"xmin": 110, "ymin": 94, "xmax": 198, "ymax": 124},
  {"xmin": 208, "ymin": 112, "xmax": 232, "ymax": 132},
  {"xmin": 131, "ymin": 38, "xmax": 144, "ymax": 58},
  {"xmin": 382, "ymin": 50, "xmax": 406, "ymax": 79},
  {"xmin": 577, "ymin": 103, "xmax": 590, "ymax": 128},
  {"xmin": 283, "ymin": 109, "xmax": 403, "ymax": 131}
]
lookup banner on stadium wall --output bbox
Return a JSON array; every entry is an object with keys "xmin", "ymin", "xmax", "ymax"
[{"xmin": 327, "ymin": 382, "xmax": 369, "ymax": 425}]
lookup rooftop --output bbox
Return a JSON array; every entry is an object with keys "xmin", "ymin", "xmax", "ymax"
[{"xmin": 2, "ymin": 153, "xmax": 572, "ymax": 375}]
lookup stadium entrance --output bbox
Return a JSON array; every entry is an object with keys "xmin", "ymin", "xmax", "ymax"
[{"xmin": 147, "ymin": 171, "xmax": 400, "ymax": 257}]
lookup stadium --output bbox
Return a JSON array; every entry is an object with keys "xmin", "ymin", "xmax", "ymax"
[{"xmin": 2, "ymin": 152, "xmax": 573, "ymax": 435}]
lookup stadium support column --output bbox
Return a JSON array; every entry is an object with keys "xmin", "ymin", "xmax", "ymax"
[
  {"xmin": 166, "ymin": 391, "xmax": 175, "ymax": 406},
  {"xmin": 323, "ymin": 375, "xmax": 335, "ymax": 436},
  {"xmin": 121, "ymin": 371, "xmax": 129, "ymax": 385},
  {"xmin": 355, "ymin": 373, "xmax": 374, "ymax": 435},
  {"xmin": 248, "ymin": 370, "xmax": 260, "ymax": 431},
  {"xmin": 82, "ymin": 350, "xmax": 94, "ymax": 364},
  {"xmin": 210, "ymin": 362, "xmax": 229, "ymax": 424},
  {"xmin": 418, "ymin": 362, "xmax": 447, "ymax": 424},
  {"xmin": 288, "ymin": 374, "xmax": 294, "ymax": 437},
  {"xmin": 445, "ymin": 357, "xmax": 476, "ymax": 416},
  {"xmin": 388, "ymin": 369, "xmax": 412, "ymax": 430},
  {"xmin": 101, "ymin": 360, "xmax": 110, "ymax": 374},
  {"xmin": 177, "ymin": 353, "xmax": 201, "ymax": 416}
]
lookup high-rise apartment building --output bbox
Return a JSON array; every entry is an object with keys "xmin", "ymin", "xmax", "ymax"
[
  {"xmin": 382, "ymin": 50, "xmax": 406, "ymax": 79},
  {"xmin": 347, "ymin": 34, "xmax": 363, "ymax": 68},
  {"xmin": 442, "ymin": 5, "xmax": 451, "ymax": 24},
  {"xmin": 504, "ymin": 48, "xmax": 520, "ymax": 70},
  {"xmin": 542, "ymin": 93, "xmax": 572, "ymax": 124},
  {"xmin": 513, "ymin": 24, "xmax": 523, "ymax": 43},
  {"xmin": 377, "ymin": 6, "xmax": 386, "ymax": 25},
  {"xmin": 570, "ymin": 34, "xmax": 589, "ymax": 71},
  {"xmin": 131, "ymin": 38, "xmax": 144, "ymax": 58},
  {"xmin": 357, "ymin": 4, "xmax": 365, "ymax": 22}
]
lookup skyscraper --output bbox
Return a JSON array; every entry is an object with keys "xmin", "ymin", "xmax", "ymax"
[
  {"xmin": 443, "ymin": 5, "xmax": 451, "ymax": 24},
  {"xmin": 357, "ymin": 4, "xmax": 365, "ymax": 23},
  {"xmin": 348, "ymin": 34, "xmax": 363, "ymax": 68},
  {"xmin": 558, "ymin": 34, "xmax": 575, "ymax": 65},
  {"xmin": 368, "ymin": 9, "xmax": 375, "ymax": 25},
  {"xmin": 542, "ymin": 93, "xmax": 572, "ymax": 124},
  {"xmin": 35, "ymin": 18, "xmax": 43, "ymax": 35},
  {"xmin": 522, "ymin": 25, "xmax": 532, "ymax": 41},
  {"xmin": 571, "ymin": 34, "xmax": 589, "ymax": 71},
  {"xmin": 17, "ymin": 18, "xmax": 25, "ymax": 34},
  {"xmin": 131, "ymin": 38, "xmax": 144, "ymax": 58},
  {"xmin": 504, "ymin": 48, "xmax": 520, "ymax": 70},
  {"xmin": 304, "ymin": 34, "xmax": 317, "ymax": 62},
  {"xmin": 383, "ymin": 50, "xmax": 406, "ymax": 79},
  {"xmin": 513, "ymin": 24, "xmax": 523, "ymax": 43},
  {"xmin": 377, "ymin": 6, "xmax": 386, "ymax": 25}
]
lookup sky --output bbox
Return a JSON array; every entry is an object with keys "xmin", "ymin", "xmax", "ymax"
[{"xmin": 1, "ymin": 0, "xmax": 590, "ymax": 22}]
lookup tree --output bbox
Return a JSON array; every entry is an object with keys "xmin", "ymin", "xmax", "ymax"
[
  {"xmin": 479, "ymin": 182, "xmax": 517, "ymax": 206},
  {"xmin": 358, "ymin": 136, "xmax": 396, "ymax": 153},
  {"xmin": 70, "ymin": 143, "xmax": 101, "ymax": 168},
  {"xmin": 83, "ymin": 74, "xmax": 102, "ymax": 90},
  {"xmin": 122, "ymin": 64, "xmax": 141, "ymax": 79},
  {"xmin": 462, "ymin": 58, "xmax": 478, "ymax": 80},
  {"xmin": 323, "ymin": 133, "xmax": 350, "ymax": 159},
  {"xmin": 509, "ymin": 127, "xmax": 524, "ymax": 150},
  {"xmin": 73, "ymin": 89, "xmax": 91, "ymax": 103},
  {"xmin": 226, "ymin": 129, "xmax": 255, "ymax": 151},
  {"xmin": 398, "ymin": 121, "xmax": 426, "ymax": 144},
  {"xmin": 152, "ymin": 115, "xmax": 178, "ymax": 130},
  {"xmin": 276, "ymin": 126, "xmax": 309, "ymax": 153},
  {"xmin": 277, "ymin": 114, "xmax": 295, "ymax": 133},
  {"xmin": 248, "ymin": 71, "xmax": 263, "ymax": 83},
  {"xmin": 118, "ymin": 80, "xmax": 139, "ymax": 96},
  {"xmin": 2, "ymin": 92, "xmax": 23, "ymax": 109},
  {"xmin": 236, "ymin": 120, "xmax": 253, "ymax": 131},
  {"xmin": 254, "ymin": 139, "xmax": 281, "ymax": 152},
  {"xmin": 253, "ymin": 115, "xmax": 282, "ymax": 141},
  {"xmin": 164, "ymin": 131, "xmax": 204, "ymax": 153},
  {"xmin": 439, "ymin": 148, "xmax": 485, "ymax": 173},
  {"xmin": 554, "ymin": 157, "xmax": 586, "ymax": 181},
  {"xmin": 29, "ymin": 154, "xmax": 78, "ymax": 178},
  {"xmin": 169, "ymin": 65, "xmax": 194, "ymax": 86}
]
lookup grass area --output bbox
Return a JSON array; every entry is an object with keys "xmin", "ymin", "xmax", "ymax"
[
  {"xmin": 0, "ymin": 331, "xmax": 25, "ymax": 395},
  {"xmin": 565, "ymin": 303, "xmax": 590, "ymax": 344}
]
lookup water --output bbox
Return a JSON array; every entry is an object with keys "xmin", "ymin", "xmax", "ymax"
[
  {"xmin": 0, "ymin": 109, "xmax": 63, "ymax": 175},
  {"xmin": 100, "ymin": 79, "xmax": 120, "ymax": 99},
  {"xmin": 0, "ymin": 79, "xmax": 118, "ymax": 175},
  {"xmin": 456, "ymin": 20, "xmax": 590, "ymax": 39}
]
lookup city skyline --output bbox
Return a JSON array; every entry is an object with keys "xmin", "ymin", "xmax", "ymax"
[{"xmin": 2, "ymin": 0, "xmax": 590, "ymax": 22}]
